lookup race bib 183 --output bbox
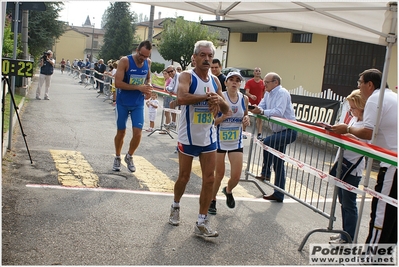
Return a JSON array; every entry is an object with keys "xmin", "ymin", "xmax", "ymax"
[{"xmin": 193, "ymin": 107, "xmax": 213, "ymax": 124}]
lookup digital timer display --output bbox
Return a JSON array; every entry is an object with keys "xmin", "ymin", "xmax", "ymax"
[{"xmin": 2, "ymin": 58, "xmax": 34, "ymax": 77}]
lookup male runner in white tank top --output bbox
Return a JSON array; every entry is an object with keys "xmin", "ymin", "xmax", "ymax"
[{"xmin": 168, "ymin": 40, "xmax": 230, "ymax": 237}]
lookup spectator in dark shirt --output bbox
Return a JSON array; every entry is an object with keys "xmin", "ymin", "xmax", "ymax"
[
  {"xmin": 97, "ymin": 59, "xmax": 107, "ymax": 93},
  {"xmin": 211, "ymin": 59, "xmax": 226, "ymax": 91}
]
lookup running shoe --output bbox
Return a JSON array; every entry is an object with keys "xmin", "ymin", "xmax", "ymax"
[
  {"xmin": 124, "ymin": 153, "xmax": 136, "ymax": 172},
  {"xmin": 329, "ymin": 238, "xmax": 347, "ymax": 244},
  {"xmin": 169, "ymin": 205, "xmax": 180, "ymax": 226},
  {"xmin": 222, "ymin": 186, "xmax": 235, "ymax": 208},
  {"xmin": 330, "ymin": 233, "xmax": 341, "ymax": 240},
  {"xmin": 194, "ymin": 220, "xmax": 218, "ymax": 237},
  {"xmin": 208, "ymin": 200, "xmax": 217, "ymax": 215},
  {"xmin": 112, "ymin": 157, "xmax": 121, "ymax": 171}
]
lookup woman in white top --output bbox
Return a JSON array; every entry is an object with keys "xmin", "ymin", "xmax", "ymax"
[{"xmin": 329, "ymin": 89, "xmax": 368, "ymax": 244}]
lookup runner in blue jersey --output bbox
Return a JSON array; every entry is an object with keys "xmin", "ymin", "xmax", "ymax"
[
  {"xmin": 168, "ymin": 40, "xmax": 230, "ymax": 237},
  {"xmin": 112, "ymin": 40, "xmax": 153, "ymax": 173}
]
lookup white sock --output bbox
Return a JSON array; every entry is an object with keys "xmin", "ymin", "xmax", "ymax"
[
  {"xmin": 172, "ymin": 201, "xmax": 180, "ymax": 208},
  {"xmin": 197, "ymin": 214, "xmax": 207, "ymax": 224}
]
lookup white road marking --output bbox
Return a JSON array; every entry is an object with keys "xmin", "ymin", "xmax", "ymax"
[{"xmin": 25, "ymin": 184, "xmax": 371, "ymax": 204}]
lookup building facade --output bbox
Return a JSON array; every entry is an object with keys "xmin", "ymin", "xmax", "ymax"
[
  {"xmin": 202, "ymin": 20, "xmax": 397, "ymax": 96},
  {"xmin": 53, "ymin": 16, "xmax": 105, "ymax": 65}
]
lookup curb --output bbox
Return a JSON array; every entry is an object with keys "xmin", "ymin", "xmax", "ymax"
[
  {"xmin": 2, "ymin": 74, "xmax": 37, "ymax": 158},
  {"xmin": 2, "ymin": 96, "xmax": 27, "ymax": 158}
]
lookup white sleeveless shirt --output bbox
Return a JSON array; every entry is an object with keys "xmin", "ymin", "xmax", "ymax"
[
  {"xmin": 178, "ymin": 70, "xmax": 218, "ymax": 146},
  {"xmin": 216, "ymin": 91, "xmax": 246, "ymax": 151}
]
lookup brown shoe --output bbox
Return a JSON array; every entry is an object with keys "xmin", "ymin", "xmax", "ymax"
[
  {"xmin": 255, "ymin": 175, "xmax": 270, "ymax": 182},
  {"xmin": 263, "ymin": 195, "xmax": 283, "ymax": 202}
]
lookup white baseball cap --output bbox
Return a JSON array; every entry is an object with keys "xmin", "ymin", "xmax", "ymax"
[{"xmin": 226, "ymin": 71, "xmax": 243, "ymax": 81}]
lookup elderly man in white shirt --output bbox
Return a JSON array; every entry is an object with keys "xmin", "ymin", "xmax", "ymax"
[{"xmin": 251, "ymin": 72, "xmax": 297, "ymax": 202}]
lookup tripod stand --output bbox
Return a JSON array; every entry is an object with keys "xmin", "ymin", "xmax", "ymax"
[{"xmin": 1, "ymin": 75, "xmax": 33, "ymax": 163}]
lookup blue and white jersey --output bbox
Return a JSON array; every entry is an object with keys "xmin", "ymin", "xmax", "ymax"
[
  {"xmin": 117, "ymin": 55, "xmax": 149, "ymax": 106},
  {"xmin": 178, "ymin": 70, "xmax": 218, "ymax": 146},
  {"xmin": 216, "ymin": 91, "xmax": 246, "ymax": 150}
]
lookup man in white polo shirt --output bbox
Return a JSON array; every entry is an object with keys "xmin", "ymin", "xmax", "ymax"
[{"xmin": 331, "ymin": 68, "xmax": 397, "ymax": 245}]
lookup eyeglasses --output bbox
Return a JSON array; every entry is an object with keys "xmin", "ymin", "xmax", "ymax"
[
  {"xmin": 357, "ymin": 80, "xmax": 366, "ymax": 87},
  {"xmin": 138, "ymin": 51, "xmax": 150, "ymax": 59},
  {"xmin": 176, "ymin": 68, "xmax": 182, "ymax": 71},
  {"xmin": 264, "ymin": 80, "xmax": 275, "ymax": 84},
  {"xmin": 167, "ymin": 70, "xmax": 174, "ymax": 74}
]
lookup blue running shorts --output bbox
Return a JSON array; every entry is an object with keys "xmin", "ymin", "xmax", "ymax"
[
  {"xmin": 115, "ymin": 104, "xmax": 144, "ymax": 130},
  {"xmin": 177, "ymin": 142, "xmax": 217, "ymax": 157}
]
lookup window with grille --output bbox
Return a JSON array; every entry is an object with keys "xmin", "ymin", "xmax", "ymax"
[
  {"xmin": 322, "ymin": 36, "xmax": 386, "ymax": 97},
  {"xmin": 241, "ymin": 33, "xmax": 258, "ymax": 42},
  {"xmin": 292, "ymin": 33, "xmax": 312, "ymax": 43}
]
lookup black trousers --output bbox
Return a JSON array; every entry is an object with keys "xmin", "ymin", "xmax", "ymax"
[{"xmin": 365, "ymin": 167, "xmax": 397, "ymax": 244}]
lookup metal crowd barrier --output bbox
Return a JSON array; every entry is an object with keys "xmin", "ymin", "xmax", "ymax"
[
  {"xmin": 66, "ymin": 66, "xmax": 114, "ymax": 103},
  {"xmin": 61, "ymin": 71, "xmax": 397, "ymax": 249},
  {"xmin": 147, "ymin": 88, "xmax": 179, "ymax": 139},
  {"xmin": 242, "ymin": 114, "xmax": 397, "ymax": 251}
]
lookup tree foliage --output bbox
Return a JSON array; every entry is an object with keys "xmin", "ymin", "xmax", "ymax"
[
  {"xmin": 28, "ymin": 2, "xmax": 66, "ymax": 60},
  {"xmin": 99, "ymin": 2, "xmax": 140, "ymax": 62},
  {"xmin": 151, "ymin": 62, "xmax": 165, "ymax": 74},
  {"xmin": 158, "ymin": 17, "xmax": 219, "ymax": 70},
  {"xmin": 2, "ymin": 16, "xmax": 22, "ymax": 58},
  {"xmin": 3, "ymin": 3, "xmax": 64, "ymax": 60}
]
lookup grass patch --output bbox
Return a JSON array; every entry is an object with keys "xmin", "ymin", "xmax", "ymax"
[{"xmin": 2, "ymin": 93, "xmax": 24, "ymax": 133}]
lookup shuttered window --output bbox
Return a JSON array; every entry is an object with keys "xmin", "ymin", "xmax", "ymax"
[
  {"xmin": 292, "ymin": 33, "xmax": 312, "ymax": 43},
  {"xmin": 241, "ymin": 33, "xmax": 258, "ymax": 42},
  {"xmin": 322, "ymin": 36, "xmax": 386, "ymax": 97}
]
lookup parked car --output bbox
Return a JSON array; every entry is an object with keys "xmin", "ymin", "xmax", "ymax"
[{"xmin": 221, "ymin": 67, "xmax": 254, "ymax": 93}]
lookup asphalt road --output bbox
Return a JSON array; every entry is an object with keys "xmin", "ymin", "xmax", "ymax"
[{"xmin": 2, "ymin": 70, "xmax": 372, "ymax": 265}]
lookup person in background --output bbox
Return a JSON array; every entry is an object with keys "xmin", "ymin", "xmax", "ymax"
[
  {"xmin": 244, "ymin": 67, "xmax": 265, "ymax": 140},
  {"xmin": 161, "ymin": 68, "xmax": 176, "ymax": 131},
  {"xmin": 60, "ymin": 58, "xmax": 66, "ymax": 74},
  {"xmin": 66, "ymin": 59, "xmax": 71, "ymax": 73},
  {"xmin": 211, "ymin": 59, "xmax": 226, "ymax": 91},
  {"xmin": 166, "ymin": 65, "xmax": 181, "ymax": 153},
  {"xmin": 251, "ymin": 72, "xmax": 297, "ymax": 202},
  {"xmin": 93, "ymin": 62, "xmax": 100, "ymax": 90},
  {"xmin": 77, "ymin": 59, "xmax": 84, "ymax": 70},
  {"xmin": 112, "ymin": 40, "xmax": 153, "ymax": 173},
  {"xmin": 176, "ymin": 66, "xmax": 182, "ymax": 73},
  {"xmin": 77, "ymin": 59, "xmax": 85, "ymax": 83},
  {"xmin": 109, "ymin": 61, "xmax": 118, "ymax": 107},
  {"xmin": 168, "ymin": 40, "xmax": 229, "ymax": 237},
  {"xmin": 103, "ymin": 62, "xmax": 114, "ymax": 98},
  {"xmin": 208, "ymin": 71, "xmax": 250, "ymax": 215},
  {"xmin": 84, "ymin": 58, "xmax": 91, "ymax": 83},
  {"xmin": 36, "ymin": 50, "xmax": 55, "ymax": 100},
  {"xmin": 328, "ymin": 89, "xmax": 367, "ymax": 244},
  {"xmin": 145, "ymin": 91, "xmax": 159, "ymax": 132},
  {"xmin": 331, "ymin": 68, "xmax": 397, "ymax": 245},
  {"xmin": 163, "ymin": 65, "xmax": 178, "ymax": 130},
  {"xmin": 97, "ymin": 59, "xmax": 107, "ymax": 94},
  {"xmin": 73, "ymin": 59, "xmax": 79, "ymax": 73}
]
